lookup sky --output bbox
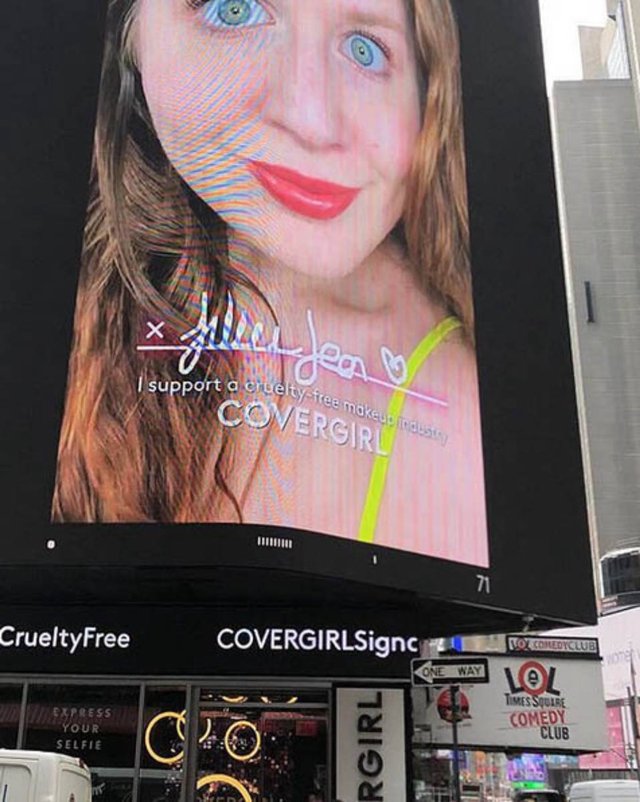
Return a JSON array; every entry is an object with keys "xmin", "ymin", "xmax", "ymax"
[{"xmin": 539, "ymin": 0, "xmax": 609, "ymax": 88}]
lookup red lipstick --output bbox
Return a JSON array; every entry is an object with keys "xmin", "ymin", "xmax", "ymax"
[{"xmin": 248, "ymin": 160, "xmax": 360, "ymax": 220}]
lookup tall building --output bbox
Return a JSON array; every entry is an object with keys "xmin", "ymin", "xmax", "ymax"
[
  {"xmin": 624, "ymin": 0, "xmax": 640, "ymax": 119},
  {"xmin": 608, "ymin": 2, "xmax": 633, "ymax": 78},
  {"xmin": 552, "ymin": 8, "xmax": 640, "ymax": 603},
  {"xmin": 414, "ymin": 9, "xmax": 640, "ymax": 797},
  {"xmin": 579, "ymin": 1, "xmax": 631, "ymax": 79},
  {"xmin": 535, "ymin": 11, "xmax": 640, "ymax": 786}
]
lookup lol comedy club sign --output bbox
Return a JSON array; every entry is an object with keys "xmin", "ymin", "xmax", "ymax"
[{"xmin": 421, "ymin": 655, "xmax": 607, "ymax": 752}]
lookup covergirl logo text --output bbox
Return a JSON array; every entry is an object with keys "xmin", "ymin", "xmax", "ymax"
[
  {"xmin": 216, "ymin": 627, "xmax": 420, "ymax": 660},
  {"xmin": 355, "ymin": 691, "xmax": 386, "ymax": 802}
]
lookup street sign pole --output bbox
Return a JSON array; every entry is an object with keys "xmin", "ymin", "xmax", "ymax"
[
  {"xmin": 410, "ymin": 656, "xmax": 489, "ymax": 802},
  {"xmin": 451, "ymin": 684, "xmax": 461, "ymax": 802},
  {"xmin": 627, "ymin": 684, "xmax": 640, "ymax": 789},
  {"xmin": 411, "ymin": 657, "xmax": 490, "ymax": 687},
  {"xmin": 630, "ymin": 649, "xmax": 640, "ymax": 794}
]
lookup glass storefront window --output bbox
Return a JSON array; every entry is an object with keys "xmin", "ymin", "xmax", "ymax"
[
  {"xmin": 24, "ymin": 684, "xmax": 139, "ymax": 802},
  {"xmin": 0, "ymin": 684, "xmax": 23, "ymax": 749},
  {"xmin": 139, "ymin": 686, "xmax": 186, "ymax": 802},
  {"xmin": 196, "ymin": 690, "xmax": 328, "ymax": 802},
  {"xmin": 139, "ymin": 770, "xmax": 182, "ymax": 802},
  {"xmin": 92, "ymin": 773, "xmax": 135, "ymax": 802},
  {"xmin": 8, "ymin": 681, "xmax": 328, "ymax": 801}
]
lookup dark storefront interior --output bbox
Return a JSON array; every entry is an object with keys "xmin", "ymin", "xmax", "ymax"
[{"xmin": 0, "ymin": 681, "xmax": 329, "ymax": 801}]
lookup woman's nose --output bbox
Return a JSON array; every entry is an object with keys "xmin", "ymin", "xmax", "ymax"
[{"xmin": 264, "ymin": 27, "xmax": 344, "ymax": 151}]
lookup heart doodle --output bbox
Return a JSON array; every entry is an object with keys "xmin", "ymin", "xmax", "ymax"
[{"xmin": 380, "ymin": 345, "xmax": 408, "ymax": 386}]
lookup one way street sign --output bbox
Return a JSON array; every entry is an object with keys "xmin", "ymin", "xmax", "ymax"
[{"xmin": 411, "ymin": 657, "xmax": 490, "ymax": 686}]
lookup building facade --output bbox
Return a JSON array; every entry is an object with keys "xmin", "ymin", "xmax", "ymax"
[
  {"xmin": 0, "ymin": 606, "xmax": 420, "ymax": 802},
  {"xmin": 552, "ymin": 75, "xmax": 640, "ymax": 598}
]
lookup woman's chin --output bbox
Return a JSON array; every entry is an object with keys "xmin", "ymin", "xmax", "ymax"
[
  {"xmin": 213, "ymin": 195, "xmax": 403, "ymax": 287},
  {"xmin": 260, "ymin": 245, "xmax": 366, "ymax": 284},
  {"xmin": 224, "ymin": 230, "xmax": 368, "ymax": 285}
]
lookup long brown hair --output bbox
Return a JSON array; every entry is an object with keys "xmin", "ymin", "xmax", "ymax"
[{"xmin": 52, "ymin": 0, "xmax": 471, "ymax": 523}]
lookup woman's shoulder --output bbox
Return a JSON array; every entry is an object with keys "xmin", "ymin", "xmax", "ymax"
[
  {"xmin": 401, "ymin": 304, "xmax": 480, "ymax": 443},
  {"xmin": 372, "ymin": 296, "xmax": 487, "ymax": 563}
]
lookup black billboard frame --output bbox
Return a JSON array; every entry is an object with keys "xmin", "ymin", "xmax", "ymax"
[{"xmin": 0, "ymin": 0, "xmax": 595, "ymax": 630}]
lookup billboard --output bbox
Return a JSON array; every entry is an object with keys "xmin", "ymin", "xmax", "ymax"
[
  {"xmin": 549, "ymin": 606, "xmax": 640, "ymax": 701},
  {"xmin": 578, "ymin": 703, "xmax": 628, "ymax": 770},
  {"xmin": 506, "ymin": 754, "xmax": 548, "ymax": 785},
  {"xmin": 420, "ymin": 655, "xmax": 608, "ymax": 752},
  {"xmin": 0, "ymin": 0, "xmax": 595, "ymax": 626},
  {"xmin": 53, "ymin": 0, "xmax": 489, "ymax": 567}
]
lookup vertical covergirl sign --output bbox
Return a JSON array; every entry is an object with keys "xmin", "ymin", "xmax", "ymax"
[{"xmin": 52, "ymin": 0, "xmax": 489, "ymax": 568}]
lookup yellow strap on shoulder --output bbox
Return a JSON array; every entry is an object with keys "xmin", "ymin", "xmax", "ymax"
[{"xmin": 357, "ymin": 316, "xmax": 462, "ymax": 543}]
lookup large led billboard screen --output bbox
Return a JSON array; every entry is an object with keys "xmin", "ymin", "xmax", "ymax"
[
  {"xmin": 0, "ymin": 0, "xmax": 596, "ymax": 627},
  {"xmin": 54, "ymin": 0, "xmax": 488, "ymax": 564}
]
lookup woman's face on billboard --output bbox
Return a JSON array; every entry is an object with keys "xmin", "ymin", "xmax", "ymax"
[{"xmin": 136, "ymin": 0, "xmax": 421, "ymax": 280}]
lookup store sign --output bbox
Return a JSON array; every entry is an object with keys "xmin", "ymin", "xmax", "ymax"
[
  {"xmin": 0, "ymin": 626, "xmax": 131, "ymax": 655},
  {"xmin": 506, "ymin": 635, "xmax": 599, "ymax": 656},
  {"xmin": 0, "ymin": 606, "xmax": 420, "ymax": 678},
  {"xmin": 336, "ymin": 688, "xmax": 406, "ymax": 802},
  {"xmin": 216, "ymin": 627, "xmax": 419, "ymax": 660},
  {"xmin": 420, "ymin": 655, "xmax": 607, "ymax": 752}
]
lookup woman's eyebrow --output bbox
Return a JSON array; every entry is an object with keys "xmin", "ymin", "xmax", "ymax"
[{"xmin": 342, "ymin": 7, "xmax": 406, "ymax": 35}]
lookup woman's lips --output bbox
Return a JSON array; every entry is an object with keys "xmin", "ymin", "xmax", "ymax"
[{"xmin": 248, "ymin": 160, "xmax": 360, "ymax": 221}]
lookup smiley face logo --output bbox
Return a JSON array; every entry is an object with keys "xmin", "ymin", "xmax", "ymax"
[{"xmin": 517, "ymin": 660, "xmax": 549, "ymax": 696}]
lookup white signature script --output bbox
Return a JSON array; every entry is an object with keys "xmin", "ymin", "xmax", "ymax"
[{"xmin": 174, "ymin": 292, "xmax": 408, "ymax": 389}]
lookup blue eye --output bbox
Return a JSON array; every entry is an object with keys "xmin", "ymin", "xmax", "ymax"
[
  {"xmin": 344, "ymin": 33, "xmax": 387, "ymax": 73},
  {"xmin": 202, "ymin": 0, "xmax": 271, "ymax": 28}
]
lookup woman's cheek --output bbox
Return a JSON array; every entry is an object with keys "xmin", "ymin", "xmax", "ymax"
[
  {"xmin": 145, "ymin": 40, "xmax": 270, "ymax": 220},
  {"xmin": 148, "ymin": 31, "xmax": 268, "ymax": 145},
  {"xmin": 345, "ymin": 77, "xmax": 420, "ymax": 183},
  {"xmin": 371, "ymin": 100, "xmax": 421, "ymax": 181}
]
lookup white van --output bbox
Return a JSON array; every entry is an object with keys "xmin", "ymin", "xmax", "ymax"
[
  {"xmin": 569, "ymin": 780, "xmax": 640, "ymax": 801},
  {"xmin": 0, "ymin": 750, "xmax": 91, "ymax": 802}
]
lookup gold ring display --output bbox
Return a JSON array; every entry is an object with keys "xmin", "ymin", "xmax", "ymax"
[
  {"xmin": 176, "ymin": 713, "xmax": 212, "ymax": 745},
  {"xmin": 224, "ymin": 720, "xmax": 261, "ymax": 762},
  {"xmin": 145, "ymin": 710, "xmax": 212, "ymax": 766},
  {"xmin": 197, "ymin": 774, "xmax": 252, "ymax": 802},
  {"xmin": 145, "ymin": 711, "xmax": 185, "ymax": 766},
  {"xmin": 260, "ymin": 695, "xmax": 298, "ymax": 705}
]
